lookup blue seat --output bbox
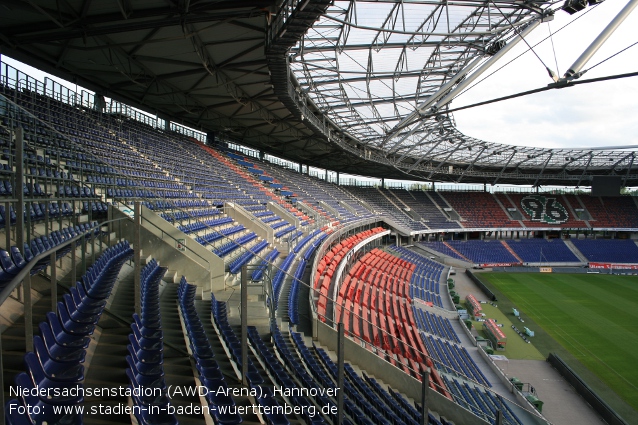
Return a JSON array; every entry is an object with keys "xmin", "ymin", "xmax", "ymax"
[
  {"xmin": 38, "ymin": 323, "xmax": 86, "ymax": 363},
  {"xmin": 130, "ymin": 324, "xmax": 163, "ymax": 351},
  {"xmin": 127, "ymin": 347, "xmax": 165, "ymax": 376},
  {"xmin": 24, "ymin": 354, "xmax": 84, "ymax": 403},
  {"xmin": 126, "ymin": 356, "xmax": 166, "ymax": 388},
  {"xmin": 56, "ymin": 303, "xmax": 95, "ymax": 335},
  {"xmin": 59, "ymin": 299, "xmax": 101, "ymax": 325},
  {"xmin": 46, "ymin": 312, "xmax": 90, "ymax": 348},
  {"xmin": 32, "ymin": 339, "xmax": 84, "ymax": 382},
  {"xmin": 128, "ymin": 335, "xmax": 162, "ymax": 364},
  {"xmin": 0, "ymin": 249, "xmax": 21, "ymax": 275}
]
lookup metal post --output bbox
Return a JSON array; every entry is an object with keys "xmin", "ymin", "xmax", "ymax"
[
  {"xmin": 71, "ymin": 241, "xmax": 77, "ymax": 285},
  {"xmin": 134, "ymin": 201, "xmax": 141, "ymax": 315},
  {"xmin": 420, "ymin": 369, "xmax": 430, "ymax": 425},
  {"xmin": 44, "ymin": 200, "xmax": 49, "ymax": 237},
  {"xmin": 15, "ymin": 128, "xmax": 25, "ymax": 257},
  {"xmin": 4, "ymin": 201, "xmax": 10, "ymax": 251},
  {"xmin": 241, "ymin": 264, "xmax": 248, "ymax": 386},
  {"xmin": 337, "ymin": 322, "xmax": 345, "ymax": 425},
  {"xmin": 50, "ymin": 252, "xmax": 57, "ymax": 312},
  {"xmin": 24, "ymin": 273, "xmax": 33, "ymax": 352},
  {"xmin": 81, "ymin": 235, "xmax": 86, "ymax": 275},
  {"xmin": 564, "ymin": 0, "xmax": 638, "ymax": 79},
  {"xmin": 496, "ymin": 410, "xmax": 504, "ymax": 425}
]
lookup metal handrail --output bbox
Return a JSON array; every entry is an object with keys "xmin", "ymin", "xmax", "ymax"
[{"xmin": 0, "ymin": 216, "xmax": 130, "ymax": 307}]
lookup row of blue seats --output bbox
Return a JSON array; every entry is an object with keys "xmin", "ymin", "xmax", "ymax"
[
  {"xmin": 86, "ymin": 176, "xmax": 135, "ymax": 185},
  {"xmin": 178, "ymin": 278, "xmax": 243, "ymax": 425},
  {"xmin": 422, "ymin": 334, "xmax": 490, "ymax": 388},
  {"xmin": 126, "ymin": 259, "xmax": 178, "ymax": 425},
  {"xmin": 1, "ymin": 181, "xmax": 52, "ymax": 197},
  {"xmin": 253, "ymin": 211, "xmax": 274, "ymax": 218},
  {"xmin": 412, "ymin": 290, "xmax": 443, "ymax": 308},
  {"xmin": 408, "ymin": 286, "xmax": 443, "ymax": 308},
  {"xmin": 0, "ymin": 202, "xmax": 74, "ymax": 228},
  {"xmin": 248, "ymin": 326, "xmax": 320, "ymax": 425},
  {"xmin": 314, "ymin": 346, "xmax": 406, "ymax": 425},
  {"xmin": 5, "ymin": 241, "xmax": 133, "ymax": 424},
  {"xmin": 292, "ymin": 229, "xmax": 323, "ymax": 254},
  {"xmin": 213, "ymin": 233, "xmax": 257, "ymax": 258},
  {"xmin": 290, "ymin": 331, "xmax": 446, "ymax": 425},
  {"xmin": 271, "ymin": 221, "xmax": 288, "ymax": 230},
  {"xmin": 0, "ymin": 222, "xmax": 101, "ymax": 285},
  {"xmin": 271, "ymin": 324, "xmax": 337, "ymax": 421},
  {"xmin": 289, "ymin": 230, "xmax": 303, "ymax": 243},
  {"xmin": 271, "ymin": 253, "xmax": 297, "ymax": 311},
  {"xmin": 251, "ymin": 248, "xmax": 280, "ymax": 282},
  {"xmin": 411, "ymin": 272, "xmax": 441, "ymax": 293},
  {"xmin": 160, "ymin": 208, "xmax": 221, "ymax": 222},
  {"xmin": 107, "ymin": 188, "xmax": 168, "ymax": 198},
  {"xmin": 229, "ymin": 240, "xmax": 269, "ymax": 275},
  {"xmin": 288, "ymin": 259, "xmax": 307, "ymax": 325},
  {"xmin": 27, "ymin": 167, "xmax": 74, "ymax": 180},
  {"xmin": 413, "ymin": 308, "xmax": 460, "ymax": 344},
  {"xmin": 81, "ymin": 201, "xmax": 109, "ymax": 215},
  {"xmin": 65, "ymin": 160, "xmax": 116, "ymax": 174},
  {"xmin": 58, "ymin": 185, "xmax": 96, "ymax": 198},
  {"xmin": 441, "ymin": 376, "xmax": 522, "ymax": 425},
  {"xmin": 288, "ymin": 234, "xmax": 325, "ymax": 323},
  {"xmin": 195, "ymin": 225, "xmax": 244, "ymax": 246},
  {"xmin": 275, "ymin": 225, "xmax": 297, "ymax": 238},
  {"xmin": 179, "ymin": 216, "xmax": 234, "ymax": 234},
  {"xmin": 262, "ymin": 216, "xmax": 280, "ymax": 224},
  {"xmin": 417, "ymin": 243, "xmax": 466, "ymax": 261},
  {"xmin": 143, "ymin": 199, "xmax": 211, "ymax": 210},
  {"xmin": 210, "ymin": 293, "xmax": 265, "ymax": 387}
]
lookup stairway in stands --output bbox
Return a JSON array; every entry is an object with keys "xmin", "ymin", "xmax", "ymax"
[{"xmin": 83, "ymin": 257, "xmax": 205, "ymax": 424}]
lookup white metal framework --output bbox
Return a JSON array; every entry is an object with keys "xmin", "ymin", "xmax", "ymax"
[{"xmin": 283, "ymin": 0, "xmax": 638, "ymax": 184}]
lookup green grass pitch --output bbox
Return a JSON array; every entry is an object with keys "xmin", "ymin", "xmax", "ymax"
[{"xmin": 478, "ymin": 272, "xmax": 638, "ymax": 415}]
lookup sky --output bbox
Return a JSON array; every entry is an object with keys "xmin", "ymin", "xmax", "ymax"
[{"xmin": 453, "ymin": 0, "xmax": 638, "ymax": 149}]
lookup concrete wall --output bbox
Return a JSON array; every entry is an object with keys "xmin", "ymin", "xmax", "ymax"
[
  {"xmin": 112, "ymin": 205, "xmax": 225, "ymax": 291},
  {"xmin": 226, "ymin": 202, "xmax": 273, "ymax": 244}
]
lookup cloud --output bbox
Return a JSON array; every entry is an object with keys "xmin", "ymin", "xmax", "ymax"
[{"xmin": 453, "ymin": 0, "xmax": 638, "ymax": 149}]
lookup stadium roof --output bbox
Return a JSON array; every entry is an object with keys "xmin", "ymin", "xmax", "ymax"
[{"xmin": 0, "ymin": 0, "xmax": 636, "ymax": 186}]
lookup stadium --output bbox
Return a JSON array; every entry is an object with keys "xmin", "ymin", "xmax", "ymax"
[{"xmin": 0, "ymin": 1, "xmax": 637, "ymax": 425}]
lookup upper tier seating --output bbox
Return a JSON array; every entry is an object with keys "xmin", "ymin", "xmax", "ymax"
[
  {"xmin": 344, "ymin": 187, "xmax": 427, "ymax": 231},
  {"xmin": 578, "ymin": 196, "xmax": 638, "ymax": 228},
  {"xmin": 439, "ymin": 192, "xmax": 519, "ymax": 228},
  {"xmin": 388, "ymin": 189, "xmax": 461, "ymax": 229}
]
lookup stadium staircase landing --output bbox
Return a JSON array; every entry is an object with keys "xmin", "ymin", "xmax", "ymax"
[
  {"xmin": 501, "ymin": 241, "xmax": 523, "ymax": 263},
  {"xmin": 442, "ymin": 242, "xmax": 471, "ymax": 262}
]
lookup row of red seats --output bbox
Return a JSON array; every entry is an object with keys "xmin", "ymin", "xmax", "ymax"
[
  {"xmin": 442, "ymin": 192, "xmax": 519, "ymax": 228},
  {"xmin": 314, "ymin": 227, "xmax": 386, "ymax": 321},
  {"xmin": 335, "ymin": 248, "xmax": 449, "ymax": 397}
]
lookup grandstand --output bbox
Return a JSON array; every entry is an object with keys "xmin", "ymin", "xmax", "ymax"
[{"xmin": 0, "ymin": 2, "xmax": 637, "ymax": 425}]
